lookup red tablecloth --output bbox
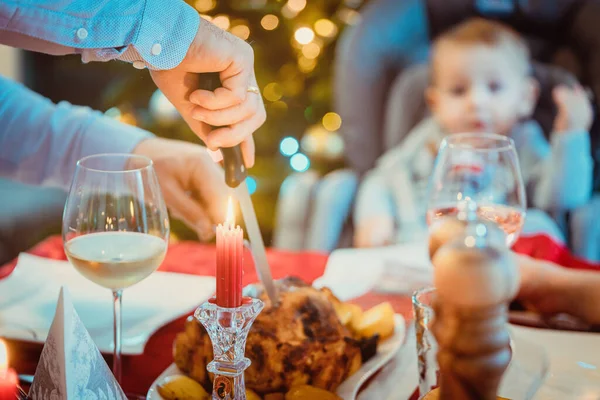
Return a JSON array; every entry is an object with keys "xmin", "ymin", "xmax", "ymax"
[{"xmin": 1, "ymin": 234, "xmax": 597, "ymax": 396}]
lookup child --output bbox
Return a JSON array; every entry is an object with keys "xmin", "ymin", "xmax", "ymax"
[{"xmin": 354, "ymin": 18, "xmax": 593, "ymax": 248}]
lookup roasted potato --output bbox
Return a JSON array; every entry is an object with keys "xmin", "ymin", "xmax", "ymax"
[
  {"xmin": 353, "ymin": 302, "xmax": 395, "ymax": 341},
  {"xmin": 285, "ymin": 385, "xmax": 342, "ymax": 400},
  {"xmin": 156, "ymin": 375, "xmax": 209, "ymax": 400}
]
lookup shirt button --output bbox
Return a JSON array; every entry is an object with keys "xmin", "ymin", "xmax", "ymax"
[
  {"xmin": 76, "ymin": 28, "xmax": 88, "ymax": 40},
  {"xmin": 151, "ymin": 43, "xmax": 162, "ymax": 56},
  {"xmin": 132, "ymin": 61, "xmax": 146, "ymax": 69}
]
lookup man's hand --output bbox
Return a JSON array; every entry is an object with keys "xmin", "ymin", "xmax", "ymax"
[
  {"xmin": 132, "ymin": 138, "xmax": 228, "ymax": 241},
  {"xmin": 552, "ymin": 84, "xmax": 593, "ymax": 133},
  {"xmin": 149, "ymin": 19, "xmax": 266, "ymax": 168}
]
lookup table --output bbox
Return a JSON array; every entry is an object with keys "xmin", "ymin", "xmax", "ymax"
[{"xmin": 1, "ymin": 234, "xmax": 597, "ymax": 397}]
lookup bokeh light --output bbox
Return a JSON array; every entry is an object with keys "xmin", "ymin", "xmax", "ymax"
[
  {"xmin": 294, "ymin": 27, "xmax": 315, "ymax": 45},
  {"xmin": 194, "ymin": 0, "xmax": 216, "ymax": 12},
  {"xmin": 314, "ymin": 19, "xmax": 338, "ymax": 38},
  {"xmin": 301, "ymin": 43, "xmax": 321, "ymax": 59},
  {"xmin": 322, "ymin": 112, "xmax": 342, "ymax": 131},
  {"xmin": 261, "ymin": 14, "xmax": 279, "ymax": 30},
  {"xmin": 298, "ymin": 56, "xmax": 317, "ymax": 73},
  {"xmin": 263, "ymin": 82, "xmax": 283, "ymax": 102},
  {"xmin": 230, "ymin": 24, "xmax": 250, "ymax": 40},
  {"xmin": 246, "ymin": 176, "xmax": 258, "ymax": 195},
  {"xmin": 200, "ymin": 14, "xmax": 212, "ymax": 21},
  {"xmin": 280, "ymin": 137, "xmax": 299, "ymax": 156},
  {"xmin": 212, "ymin": 15, "xmax": 230, "ymax": 30},
  {"xmin": 287, "ymin": 0, "xmax": 307, "ymax": 12},
  {"xmin": 290, "ymin": 153, "xmax": 310, "ymax": 172},
  {"xmin": 281, "ymin": 5, "xmax": 298, "ymax": 19}
]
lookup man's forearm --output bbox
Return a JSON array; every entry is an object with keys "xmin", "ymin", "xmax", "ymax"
[{"xmin": 0, "ymin": 76, "xmax": 153, "ymax": 189}]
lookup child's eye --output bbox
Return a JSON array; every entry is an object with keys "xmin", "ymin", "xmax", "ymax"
[
  {"xmin": 449, "ymin": 85, "xmax": 467, "ymax": 96},
  {"xmin": 488, "ymin": 81, "xmax": 503, "ymax": 92}
]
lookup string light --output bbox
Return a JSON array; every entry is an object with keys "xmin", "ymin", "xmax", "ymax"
[
  {"xmin": 314, "ymin": 19, "xmax": 338, "ymax": 38},
  {"xmin": 261, "ymin": 14, "xmax": 279, "ymax": 30},
  {"xmin": 230, "ymin": 24, "xmax": 250, "ymax": 40},
  {"xmin": 280, "ymin": 137, "xmax": 300, "ymax": 156},
  {"xmin": 270, "ymin": 100, "xmax": 289, "ymax": 114},
  {"xmin": 298, "ymin": 56, "xmax": 317, "ymax": 73},
  {"xmin": 322, "ymin": 112, "xmax": 342, "ymax": 131},
  {"xmin": 294, "ymin": 27, "xmax": 314, "ymax": 44},
  {"xmin": 194, "ymin": 0, "xmax": 215, "ymax": 12},
  {"xmin": 290, "ymin": 153, "xmax": 310, "ymax": 172},
  {"xmin": 302, "ymin": 42, "xmax": 321, "ymax": 59},
  {"xmin": 263, "ymin": 82, "xmax": 283, "ymax": 102},
  {"xmin": 212, "ymin": 15, "xmax": 230, "ymax": 30},
  {"xmin": 281, "ymin": 5, "xmax": 299, "ymax": 19},
  {"xmin": 286, "ymin": 0, "xmax": 307, "ymax": 12}
]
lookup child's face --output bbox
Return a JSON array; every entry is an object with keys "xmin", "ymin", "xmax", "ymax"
[{"xmin": 427, "ymin": 42, "xmax": 537, "ymax": 136}]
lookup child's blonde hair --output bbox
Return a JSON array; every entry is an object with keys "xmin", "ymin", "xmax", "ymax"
[{"xmin": 431, "ymin": 18, "xmax": 531, "ymax": 81}]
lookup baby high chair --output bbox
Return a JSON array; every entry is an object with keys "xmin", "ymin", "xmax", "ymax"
[{"xmin": 273, "ymin": 0, "xmax": 600, "ymax": 256}]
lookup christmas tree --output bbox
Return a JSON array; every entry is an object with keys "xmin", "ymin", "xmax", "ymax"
[{"xmin": 102, "ymin": 0, "xmax": 365, "ymax": 242}]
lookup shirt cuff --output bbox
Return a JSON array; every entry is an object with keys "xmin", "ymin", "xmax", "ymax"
[{"xmin": 82, "ymin": 0, "xmax": 199, "ymax": 70}]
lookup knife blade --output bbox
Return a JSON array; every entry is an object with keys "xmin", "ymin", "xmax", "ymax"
[{"xmin": 199, "ymin": 73, "xmax": 279, "ymax": 306}]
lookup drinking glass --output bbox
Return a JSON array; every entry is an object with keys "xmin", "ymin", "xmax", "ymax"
[
  {"xmin": 62, "ymin": 154, "xmax": 169, "ymax": 382},
  {"xmin": 412, "ymin": 287, "xmax": 548, "ymax": 399},
  {"xmin": 426, "ymin": 133, "xmax": 527, "ymax": 246}
]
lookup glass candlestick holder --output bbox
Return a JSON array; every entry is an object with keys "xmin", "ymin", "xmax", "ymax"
[{"xmin": 195, "ymin": 297, "xmax": 264, "ymax": 400}]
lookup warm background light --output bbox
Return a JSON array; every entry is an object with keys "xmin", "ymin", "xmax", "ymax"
[
  {"xmin": 263, "ymin": 82, "xmax": 283, "ymax": 102},
  {"xmin": 194, "ymin": 0, "xmax": 215, "ymax": 12},
  {"xmin": 301, "ymin": 43, "xmax": 321, "ymax": 59},
  {"xmin": 230, "ymin": 24, "xmax": 250, "ymax": 40},
  {"xmin": 294, "ymin": 27, "xmax": 315, "ymax": 45},
  {"xmin": 322, "ymin": 112, "xmax": 342, "ymax": 131},
  {"xmin": 261, "ymin": 14, "xmax": 279, "ymax": 30},
  {"xmin": 286, "ymin": 0, "xmax": 307, "ymax": 12},
  {"xmin": 298, "ymin": 56, "xmax": 317, "ymax": 73},
  {"xmin": 314, "ymin": 19, "xmax": 338, "ymax": 38},
  {"xmin": 212, "ymin": 15, "xmax": 230, "ymax": 30}
]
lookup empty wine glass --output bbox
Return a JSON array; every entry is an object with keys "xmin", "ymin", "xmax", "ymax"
[
  {"xmin": 426, "ymin": 132, "xmax": 527, "ymax": 246},
  {"xmin": 62, "ymin": 154, "xmax": 169, "ymax": 383}
]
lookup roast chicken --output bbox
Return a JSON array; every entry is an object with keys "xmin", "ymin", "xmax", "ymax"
[{"xmin": 173, "ymin": 277, "xmax": 377, "ymax": 395}]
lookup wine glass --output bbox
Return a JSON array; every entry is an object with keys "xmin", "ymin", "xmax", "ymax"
[
  {"xmin": 426, "ymin": 132, "xmax": 527, "ymax": 246},
  {"xmin": 62, "ymin": 154, "xmax": 169, "ymax": 383}
]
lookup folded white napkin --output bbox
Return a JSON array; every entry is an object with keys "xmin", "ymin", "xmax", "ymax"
[
  {"xmin": 30, "ymin": 287, "xmax": 127, "ymax": 400},
  {"xmin": 313, "ymin": 240, "xmax": 433, "ymax": 300},
  {"xmin": 0, "ymin": 253, "xmax": 216, "ymax": 354}
]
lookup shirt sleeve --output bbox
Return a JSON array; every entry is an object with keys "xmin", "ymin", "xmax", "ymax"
[
  {"xmin": 0, "ymin": 75, "xmax": 154, "ymax": 189},
  {"xmin": 517, "ymin": 121, "xmax": 594, "ymax": 211},
  {"xmin": 0, "ymin": 0, "xmax": 199, "ymax": 70}
]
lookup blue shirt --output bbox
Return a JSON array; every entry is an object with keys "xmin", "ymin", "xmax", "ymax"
[{"xmin": 0, "ymin": 0, "xmax": 200, "ymax": 189}]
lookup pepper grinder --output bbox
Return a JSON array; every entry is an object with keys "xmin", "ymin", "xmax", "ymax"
[{"xmin": 429, "ymin": 201, "xmax": 519, "ymax": 399}]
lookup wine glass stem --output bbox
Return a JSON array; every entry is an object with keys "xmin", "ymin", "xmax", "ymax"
[{"xmin": 112, "ymin": 289, "xmax": 123, "ymax": 384}]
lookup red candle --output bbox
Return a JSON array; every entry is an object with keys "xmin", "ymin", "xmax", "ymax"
[
  {"xmin": 0, "ymin": 339, "xmax": 17, "ymax": 400},
  {"xmin": 216, "ymin": 197, "xmax": 244, "ymax": 308}
]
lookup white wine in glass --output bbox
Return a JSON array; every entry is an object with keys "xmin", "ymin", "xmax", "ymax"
[
  {"xmin": 62, "ymin": 154, "xmax": 169, "ymax": 383},
  {"xmin": 427, "ymin": 133, "xmax": 527, "ymax": 247}
]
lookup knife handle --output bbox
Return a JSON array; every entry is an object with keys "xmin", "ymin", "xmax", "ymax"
[{"xmin": 198, "ymin": 72, "xmax": 248, "ymax": 188}]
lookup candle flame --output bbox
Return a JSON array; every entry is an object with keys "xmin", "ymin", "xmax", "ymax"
[
  {"xmin": 226, "ymin": 196, "xmax": 235, "ymax": 226},
  {"xmin": 0, "ymin": 339, "xmax": 8, "ymax": 369}
]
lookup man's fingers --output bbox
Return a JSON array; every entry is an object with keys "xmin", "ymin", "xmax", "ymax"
[
  {"xmin": 205, "ymin": 108, "xmax": 266, "ymax": 150},
  {"xmin": 162, "ymin": 181, "xmax": 214, "ymax": 241},
  {"xmin": 191, "ymin": 97, "xmax": 256, "ymax": 126},
  {"xmin": 189, "ymin": 87, "xmax": 246, "ymax": 110}
]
